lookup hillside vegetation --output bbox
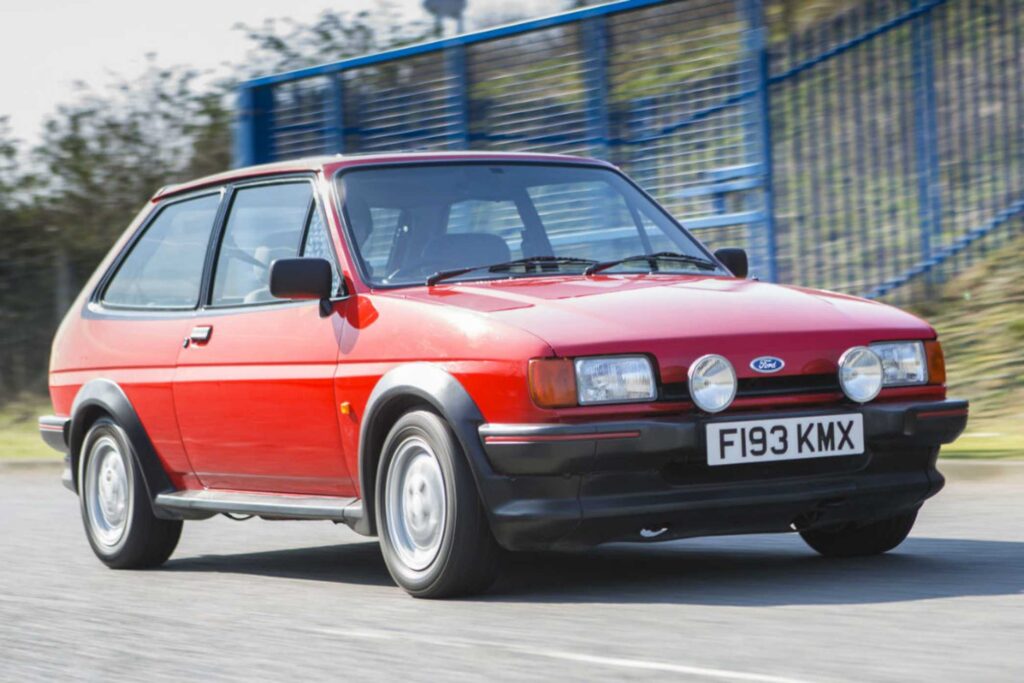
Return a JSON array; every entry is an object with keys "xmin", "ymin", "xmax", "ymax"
[{"xmin": 914, "ymin": 233, "xmax": 1024, "ymax": 459}]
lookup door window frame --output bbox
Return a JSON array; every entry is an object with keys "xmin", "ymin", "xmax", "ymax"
[
  {"xmin": 203, "ymin": 174, "xmax": 344, "ymax": 311},
  {"xmin": 203, "ymin": 175, "xmax": 336, "ymax": 310}
]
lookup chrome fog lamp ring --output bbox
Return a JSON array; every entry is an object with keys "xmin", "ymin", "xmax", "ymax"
[{"xmin": 687, "ymin": 354, "xmax": 737, "ymax": 413}]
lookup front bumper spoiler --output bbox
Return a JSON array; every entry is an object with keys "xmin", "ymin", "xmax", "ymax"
[
  {"xmin": 474, "ymin": 399, "xmax": 967, "ymax": 551},
  {"xmin": 480, "ymin": 399, "xmax": 968, "ymax": 475}
]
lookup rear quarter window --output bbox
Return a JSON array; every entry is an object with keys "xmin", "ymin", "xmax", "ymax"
[{"xmin": 102, "ymin": 193, "xmax": 221, "ymax": 308}]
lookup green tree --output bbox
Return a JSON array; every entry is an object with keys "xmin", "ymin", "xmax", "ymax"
[
  {"xmin": 236, "ymin": 3, "xmax": 430, "ymax": 74},
  {"xmin": 0, "ymin": 119, "xmax": 50, "ymax": 394},
  {"xmin": 33, "ymin": 59, "xmax": 232, "ymax": 281}
]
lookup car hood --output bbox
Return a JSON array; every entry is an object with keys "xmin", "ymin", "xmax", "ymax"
[{"xmin": 393, "ymin": 275, "xmax": 934, "ymax": 380}]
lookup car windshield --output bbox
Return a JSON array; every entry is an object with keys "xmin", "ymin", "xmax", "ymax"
[{"xmin": 335, "ymin": 162, "xmax": 724, "ymax": 287}]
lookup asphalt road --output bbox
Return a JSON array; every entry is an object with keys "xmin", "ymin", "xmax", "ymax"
[{"xmin": 2, "ymin": 462, "xmax": 1022, "ymax": 682}]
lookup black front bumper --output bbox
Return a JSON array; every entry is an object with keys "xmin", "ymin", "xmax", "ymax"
[{"xmin": 474, "ymin": 399, "xmax": 968, "ymax": 551}]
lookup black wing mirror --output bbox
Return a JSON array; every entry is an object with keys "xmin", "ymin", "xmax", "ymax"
[
  {"xmin": 714, "ymin": 248, "xmax": 748, "ymax": 278},
  {"xmin": 270, "ymin": 258, "xmax": 337, "ymax": 315}
]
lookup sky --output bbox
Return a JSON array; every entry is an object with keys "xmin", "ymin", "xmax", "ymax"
[{"xmin": 0, "ymin": 0, "xmax": 553, "ymax": 146}]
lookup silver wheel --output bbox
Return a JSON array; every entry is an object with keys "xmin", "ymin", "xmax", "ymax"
[
  {"xmin": 376, "ymin": 411, "xmax": 500, "ymax": 597},
  {"xmin": 384, "ymin": 435, "xmax": 447, "ymax": 571},
  {"xmin": 83, "ymin": 435, "xmax": 133, "ymax": 552}
]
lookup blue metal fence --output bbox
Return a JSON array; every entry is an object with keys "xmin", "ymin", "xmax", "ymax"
[
  {"xmin": 769, "ymin": 0, "xmax": 1024, "ymax": 298},
  {"xmin": 236, "ymin": 0, "xmax": 1024, "ymax": 300}
]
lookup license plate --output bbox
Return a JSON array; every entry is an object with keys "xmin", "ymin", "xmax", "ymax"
[{"xmin": 706, "ymin": 414, "xmax": 864, "ymax": 466}]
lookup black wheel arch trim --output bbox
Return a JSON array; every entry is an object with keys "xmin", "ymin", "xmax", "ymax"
[
  {"xmin": 356, "ymin": 362, "xmax": 492, "ymax": 536},
  {"xmin": 68, "ymin": 379, "xmax": 176, "ymax": 517}
]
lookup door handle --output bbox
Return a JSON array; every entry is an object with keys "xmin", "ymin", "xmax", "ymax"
[{"xmin": 188, "ymin": 326, "xmax": 212, "ymax": 344}]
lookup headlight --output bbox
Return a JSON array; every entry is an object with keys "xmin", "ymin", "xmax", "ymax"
[
  {"xmin": 687, "ymin": 354, "xmax": 737, "ymax": 413},
  {"xmin": 870, "ymin": 341, "xmax": 927, "ymax": 386},
  {"xmin": 574, "ymin": 356, "xmax": 656, "ymax": 405},
  {"xmin": 838, "ymin": 346, "xmax": 883, "ymax": 403}
]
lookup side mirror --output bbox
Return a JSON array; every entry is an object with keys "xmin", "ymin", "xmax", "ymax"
[
  {"xmin": 270, "ymin": 258, "xmax": 334, "ymax": 303},
  {"xmin": 714, "ymin": 248, "xmax": 748, "ymax": 278}
]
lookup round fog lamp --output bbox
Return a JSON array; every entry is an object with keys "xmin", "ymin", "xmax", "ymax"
[
  {"xmin": 687, "ymin": 354, "xmax": 737, "ymax": 413},
  {"xmin": 838, "ymin": 346, "xmax": 883, "ymax": 403}
]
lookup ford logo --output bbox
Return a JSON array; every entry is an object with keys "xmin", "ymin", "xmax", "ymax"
[{"xmin": 750, "ymin": 356, "xmax": 785, "ymax": 373}]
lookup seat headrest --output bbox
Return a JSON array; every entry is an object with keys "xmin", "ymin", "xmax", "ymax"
[
  {"xmin": 420, "ymin": 233, "xmax": 511, "ymax": 272},
  {"xmin": 345, "ymin": 198, "xmax": 373, "ymax": 246}
]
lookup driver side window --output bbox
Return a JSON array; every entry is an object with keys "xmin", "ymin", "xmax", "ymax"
[{"xmin": 211, "ymin": 182, "xmax": 312, "ymax": 307}]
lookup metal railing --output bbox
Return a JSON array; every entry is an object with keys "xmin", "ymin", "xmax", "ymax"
[
  {"xmin": 769, "ymin": 0, "xmax": 1024, "ymax": 298},
  {"xmin": 236, "ymin": 0, "xmax": 1024, "ymax": 300}
]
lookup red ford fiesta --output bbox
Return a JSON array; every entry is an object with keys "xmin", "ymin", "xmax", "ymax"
[{"xmin": 40, "ymin": 153, "xmax": 967, "ymax": 597}]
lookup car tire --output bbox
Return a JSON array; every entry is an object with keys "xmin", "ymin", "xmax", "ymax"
[
  {"xmin": 375, "ymin": 410, "xmax": 501, "ymax": 598},
  {"xmin": 78, "ymin": 417, "xmax": 182, "ymax": 569},
  {"xmin": 800, "ymin": 509, "xmax": 918, "ymax": 558}
]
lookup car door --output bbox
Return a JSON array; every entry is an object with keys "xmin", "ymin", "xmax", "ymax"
[{"xmin": 173, "ymin": 177, "xmax": 353, "ymax": 495}]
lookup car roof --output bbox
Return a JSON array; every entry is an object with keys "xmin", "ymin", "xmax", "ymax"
[{"xmin": 153, "ymin": 151, "xmax": 612, "ymax": 201}]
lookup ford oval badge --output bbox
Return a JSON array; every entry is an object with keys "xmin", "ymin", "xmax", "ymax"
[{"xmin": 750, "ymin": 356, "xmax": 785, "ymax": 373}]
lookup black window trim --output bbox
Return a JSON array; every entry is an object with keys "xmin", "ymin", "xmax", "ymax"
[
  {"xmin": 329, "ymin": 159, "xmax": 729, "ymax": 292},
  {"xmin": 94, "ymin": 188, "xmax": 228, "ymax": 312},
  {"xmin": 201, "ymin": 173, "xmax": 345, "ymax": 311}
]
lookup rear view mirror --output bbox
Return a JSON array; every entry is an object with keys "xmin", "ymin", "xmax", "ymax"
[
  {"xmin": 270, "ymin": 258, "xmax": 334, "ymax": 301},
  {"xmin": 714, "ymin": 248, "xmax": 748, "ymax": 278}
]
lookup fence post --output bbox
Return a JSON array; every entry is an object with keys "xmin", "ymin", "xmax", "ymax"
[
  {"xmin": 911, "ymin": 0, "xmax": 942, "ymax": 283},
  {"xmin": 233, "ymin": 85, "xmax": 274, "ymax": 167},
  {"xmin": 446, "ymin": 45, "xmax": 471, "ymax": 149},
  {"xmin": 581, "ymin": 16, "xmax": 611, "ymax": 161},
  {"xmin": 328, "ymin": 74, "xmax": 346, "ymax": 155},
  {"xmin": 740, "ymin": 0, "xmax": 778, "ymax": 282}
]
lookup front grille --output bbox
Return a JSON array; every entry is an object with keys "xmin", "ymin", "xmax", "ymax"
[
  {"xmin": 737, "ymin": 374, "xmax": 841, "ymax": 397},
  {"xmin": 661, "ymin": 374, "xmax": 840, "ymax": 402}
]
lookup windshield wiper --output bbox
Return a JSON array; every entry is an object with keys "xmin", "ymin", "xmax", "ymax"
[
  {"xmin": 426, "ymin": 256, "xmax": 597, "ymax": 286},
  {"xmin": 583, "ymin": 251, "xmax": 718, "ymax": 276}
]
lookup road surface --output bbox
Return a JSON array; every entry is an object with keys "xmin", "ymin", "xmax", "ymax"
[{"xmin": 1, "ymin": 462, "xmax": 1022, "ymax": 681}]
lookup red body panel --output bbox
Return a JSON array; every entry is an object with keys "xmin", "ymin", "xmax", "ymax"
[
  {"xmin": 173, "ymin": 302, "xmax": 352, "ymax": 495},
  {"xmin": 328, "ymin": 294, "xmax": 553, "ymax": 483},
  {"xmin": 394, "ymin": 274, "xmax": 940, "ymax": 417},
  {"xmin": 49, "ymin": 310, "xmax": 195, "ymax": 487},
  {"xmin": 48, "ymin": 203, "xmax": 200, "ymax": 489},
  {"xmin": 48, "ymin": 152, "xmax": 946, "ymax": 500}
]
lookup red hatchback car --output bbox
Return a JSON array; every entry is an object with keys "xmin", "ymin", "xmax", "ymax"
[{"xmin": 41, "ymin": 152, "xmax": 967, "ymax": 597}]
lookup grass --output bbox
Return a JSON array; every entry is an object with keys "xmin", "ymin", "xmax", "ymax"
[
  {"xmin": 0, "ymin": 394, "xmax": 59, "ymax": 461},
  {"xmin": 942, "ymin": 430, "xmax": 1024, "ymax": 460}
]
